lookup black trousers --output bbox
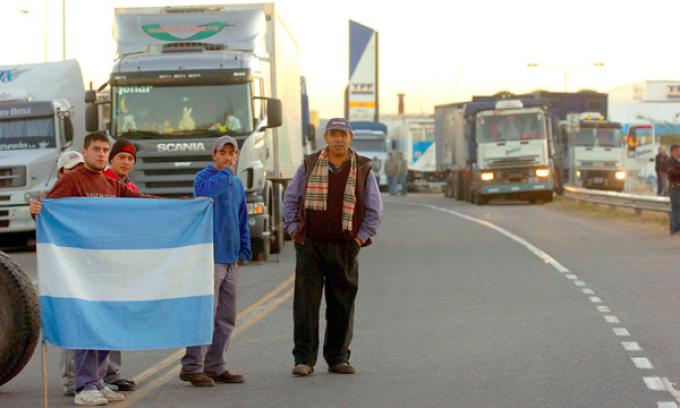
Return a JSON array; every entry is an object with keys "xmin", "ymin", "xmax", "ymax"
[{"xmin": 293, "ymin": 239, "xmax": 359, "ymax": 366}]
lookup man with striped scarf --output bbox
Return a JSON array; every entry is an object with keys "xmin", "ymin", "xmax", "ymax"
[{"xmin": 283, "ymin": 118, "xmax": 383, "ymax": 376}]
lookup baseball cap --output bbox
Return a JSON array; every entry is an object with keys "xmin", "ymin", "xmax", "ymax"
[
  {"xmin": 212, "ymin": 135, "xmax": 239, "ymax": 154},
  {"xmin": 57, "ymin": 151, "xmax": 84, "ymax": 171},
  {"xmin": 324, "ymin": 118, "xmax": 352, "ymax": 134}
]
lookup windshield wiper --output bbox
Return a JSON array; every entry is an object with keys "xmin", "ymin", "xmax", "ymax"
[{"xmin": 119, "ymin": 130, "xmax": 164, "ymax": 139}]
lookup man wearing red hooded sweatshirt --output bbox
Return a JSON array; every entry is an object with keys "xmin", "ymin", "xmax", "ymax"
[{"xmin": 103, "ymin": 138, "xmax": 139, "ymax": 193}]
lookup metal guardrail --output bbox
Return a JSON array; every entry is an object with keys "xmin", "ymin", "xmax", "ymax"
[{"xmin": 563, "ymin": 185, "xmax": 670, "ymax": 214}]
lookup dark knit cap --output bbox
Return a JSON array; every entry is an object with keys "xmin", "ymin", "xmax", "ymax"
[{"xmin": 109, "ymin": 138, "xmax": 137, "ymax": 162}]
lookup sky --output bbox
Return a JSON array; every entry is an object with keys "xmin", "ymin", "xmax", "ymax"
[{"xmin": 1, "ymin": 0, "xmax": 679, "ymax": 118}]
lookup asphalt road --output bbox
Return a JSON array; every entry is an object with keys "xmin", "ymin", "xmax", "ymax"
[{"xmin": 2, "ymin": 193, "xmax": 680, "ymax": 407}]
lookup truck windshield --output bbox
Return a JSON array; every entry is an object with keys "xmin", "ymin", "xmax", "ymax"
[
  {"xmin": 112, "ymin": 83, "xmax": 253, "ymax": 138},
  {"xmin": 352, "ymin": 137, "xmax": 387, "ymax": 152},
  {"xmin": 476, "ymin": 112, "xmax": 546, "ymax": 143},
  {"xmin": 573, "ymin": 128, "xmax": 621, "ymax": 147},
  {"xmin": 0, "ymin": 117, "xmax": 56, "ymax": 151}
]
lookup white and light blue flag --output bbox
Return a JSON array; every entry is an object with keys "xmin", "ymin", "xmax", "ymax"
[{"xmin": 36, "ymin": 198, "xmax": 214, "ymax": 350}]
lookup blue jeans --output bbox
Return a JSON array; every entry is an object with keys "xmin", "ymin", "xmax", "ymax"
[
  {"xmin": 398, "ymin": 174, "xmax": 408, "ymax": 195},
  {"xmin": 387, "ymin": 176, "xmax": 397, "ymax": 195},
  {"xmin": 181, "ymin": 264, "xmax": 238, "ymax": 375},
  {"xmin": 671, "ymin": 188, "xmax": 680, "ymax": 234}
]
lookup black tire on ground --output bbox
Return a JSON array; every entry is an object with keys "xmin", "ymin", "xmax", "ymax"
[
  {"xmin": 543, "ymin": 191, "xmax": 554, "ymax": 203},
  {"xmin": 0, "ymin": 251, "xmax": 40, "ymax": 386},
  {"xmin": 474, "ymin": 193, "xmax": 487, "ymax": 205},
  {"xmin": 251, "ymin": 237, "xmax": 270, "ymax": 263}
]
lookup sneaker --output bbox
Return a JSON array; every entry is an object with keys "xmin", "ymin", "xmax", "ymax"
[
  {"xmin": 328, "ymin": 362, "xmax": 356, "ymax": 374},
  {"xmin": 64, "ymin": 384, "xmax": 76, "ymax": 397},
  {"xmin": 291, "ymin": 364, "xmax": 314, "ymax": 376},
  {"xmin": 179, "ymin": 372, "xmax": 215, "ymax": 387},
  {"xmin": 104, "ymin": 383, "xmax": 119, "ymax": 392},
  {"xmin": 74, "ymin": 390, "xmax": 108, "ymax": 406},
  {"xmin": 99, "ymin": 386, "xmax": 125, "ymax": 402}
]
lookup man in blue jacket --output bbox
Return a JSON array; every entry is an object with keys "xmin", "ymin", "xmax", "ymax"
[{"xmin": 180, "ymin": 135, "xmax": 252, "ymax": 387}]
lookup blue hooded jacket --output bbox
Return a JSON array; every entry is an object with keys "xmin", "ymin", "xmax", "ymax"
[{"xmin": 194, "ymin": 165, "xmax": 251, "ymax": 264}]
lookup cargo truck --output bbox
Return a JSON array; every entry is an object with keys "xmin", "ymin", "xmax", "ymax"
[
  {"xmin": 86, "ymin": 3, "xmax": 303, "ymax": 261},
  {"xmin": 436, "ymin": 98, "xmax": 555, "ymax": 204},
  {"xmin": 554, "ymin": 112, "xmax": 626, "ymax": 191},
  {"xmin": 349, "ymin": 121, "xmax": 389, "ymax": 189},
  {"xmin": 0, "ymin": 60, "xmax": 85, "ymax": 240}
]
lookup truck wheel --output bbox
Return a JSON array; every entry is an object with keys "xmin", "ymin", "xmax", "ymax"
[
  {"xmin": 543, "ymin": 191, "xmax": 554, "ymax": 203},
  {"xmin": 474, "ymin": 193, "xmax": 487, "ymax": 205},
  {"xmin": 251, "ymin": 238, "xmax": 270, "ymax": 263},
  {"xmin": 0, "ymin": 251, "xmax": 40, "ymax": 386},
  {"xmin": 270, "ymin": 183, "xmax": 284, "ymax": 254}
]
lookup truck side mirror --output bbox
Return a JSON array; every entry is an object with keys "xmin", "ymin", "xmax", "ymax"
[
  {"xmin": 85, "ymin": 102, "xmax": 99, "ymax": 132},
  {"xmin": 266, "ymin": 98, "xmax": 282, "ymax": 128},
  {"xmin": 63, "ymin": 117, "xmax": 74, "ymax": 146},
  {"xmin": 84, "ymin": 90, "xmax": 97, "ymax": 103}
]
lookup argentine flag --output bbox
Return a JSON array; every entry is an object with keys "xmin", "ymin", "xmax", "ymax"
[{"xmin": 36, "ymin": 198, "xmax": 214, "ymax": 350}]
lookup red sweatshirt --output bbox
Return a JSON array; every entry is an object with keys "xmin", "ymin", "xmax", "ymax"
[
  {"xmin": 47, "ymin": 166, "xmax": 145, "ymax": 199},
  {"xmin": 103, "ymin": 168, "xmax": 139, "ymax": 193}
]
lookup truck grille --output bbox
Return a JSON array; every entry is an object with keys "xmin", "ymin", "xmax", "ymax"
[
  {"xmin": 142, "ymin": 155, "xmax": 209, "ymax": 163},
  {"xmin": 0, "ymin": 167, "xmax": 26, "ymax": 188},
  {"xmin": 496, "ymin": 168, "xmax": 530, "ymax": 183}
]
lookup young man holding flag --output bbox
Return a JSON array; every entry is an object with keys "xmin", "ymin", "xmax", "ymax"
[{"xmin": 31, "ymin": 131, "xmax": 151, "ymax": 406}]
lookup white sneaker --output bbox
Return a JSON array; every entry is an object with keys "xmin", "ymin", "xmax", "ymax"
[
  {"xmin": 74, "ymin": 390, "xmax": 108, "ymax": 406},
  {"xmin": 99, "ymin": 386, "xmax": 125, "ymax": 402}
]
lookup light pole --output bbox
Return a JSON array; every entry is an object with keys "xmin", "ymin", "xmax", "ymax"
[{"xmin": 527, "ymin": 62, "xmax": 605, "ymax": 93}]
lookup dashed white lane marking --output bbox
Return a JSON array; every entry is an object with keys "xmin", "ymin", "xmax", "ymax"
[
  {"xmin": 661, "ymin": 379, "xmax": 680, "ymax": 405},
  {"xmin": 622, "ymin": 341, "xmax": 642, "ymax": 351},
  {"xmin": 645, "ymin": 377, "xmax": 667, "ymax": 391},
  {"xmin": 613, "ymin": 328, "xmax": 631, "ymax": 336},
  {"xmin": 574, "ymin": 280, "xmax": 586, "ymax": 287},
  {"xmin": 582, "ymin": 288, "xmax": 595, "ymax": 295},
  {"xmin": 410, "ymin": 202, "xmax": 676, "ymax": 405},
  {"xmin": 565, "ymin": 274, "xmax": 578, "ymax": 280},
  {"xmin": 604, "ymin": 315, "xmax": 621, "ymax": 324},
  {"xmin": 633, "ymin": 357, "xmax": 654, "ymax": 369}
]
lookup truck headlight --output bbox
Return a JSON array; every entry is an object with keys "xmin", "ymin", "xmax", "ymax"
[
  {"xmin": 480, "ymin": 172, "xmax": 494, "ymax": 181},
  {"xmin": 615, "ymin": 171, "xmax": 626, "ymax": 180},
  {"xmin": 536, "ymin": 168, "xmax": 550, "ymax": 178},
  {"xmin": 576, "ymin": 170, "xmax": 582, "ymax": 179}
]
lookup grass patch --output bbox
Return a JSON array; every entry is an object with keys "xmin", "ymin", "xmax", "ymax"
[{"xmin": 548, "ymin": 195, "xmax": 670, "ymax": 233}]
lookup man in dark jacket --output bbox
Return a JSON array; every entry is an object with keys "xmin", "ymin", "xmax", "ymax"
[
  {"xmin": 180, "ymin": 135, "xmax": 251, "ymax": 387},
  {"xmin": 666, "ymin": 144, "xmax": 680, "ymax": 234},
  {"xmin": 655, "ymin": 146, "xmax": 669, "ymax": 196},
  {"xmin": 282, "ymin": 118, "xmax": 383, "ymax": 377}
]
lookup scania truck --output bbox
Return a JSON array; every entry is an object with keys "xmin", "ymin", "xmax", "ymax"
[
  {"xmin": 0, "ymin": 60, "xmax": 84, "ymax": 242},
  {"xmin": 86, "ymin": 4, "xmax": 303, "ymax": 261},
  {"xmin": 436, "ymin": 98, "xmax": 554, "ymax": 204}
]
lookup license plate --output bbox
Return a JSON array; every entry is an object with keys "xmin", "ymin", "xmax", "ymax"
[{"xmin": 593, "ymin": 177, "xmax": 603, "ymax": 183}]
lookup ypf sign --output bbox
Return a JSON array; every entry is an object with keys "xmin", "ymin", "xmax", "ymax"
[{"xmin": 347, "ymin": 20, "xmax": 379, "ymax": 121}]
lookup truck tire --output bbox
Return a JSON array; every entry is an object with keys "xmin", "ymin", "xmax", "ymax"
[
  {"xmin": 474, "ymin": 193, "xmax": 487, "ymax": 205},
  {"xmin": 251, "ymin": 237, "xmax": 270, "ymax": 263},
  {"xmin": 251, "ymin": 182, "xmax": 272, "ymax": 263},
  {"xmin": 543, "ymin": 191, "xmax": 554, "ymax": 203},
  {"xmin": 0, "ymin": 251, "xmax": 40, "ymax": 386}
]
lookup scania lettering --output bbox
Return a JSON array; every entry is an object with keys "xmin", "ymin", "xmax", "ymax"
[
  {"xmin": 157, "ymin": 143, "xmax": 207, "ymax": 152},
  {"xmin": 86, "ymin": 4, "xmax": 304, "ymax": 261},
  {"xmin": 0, "ymin": 60, "xmax": 85, "ymax": 241}
]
